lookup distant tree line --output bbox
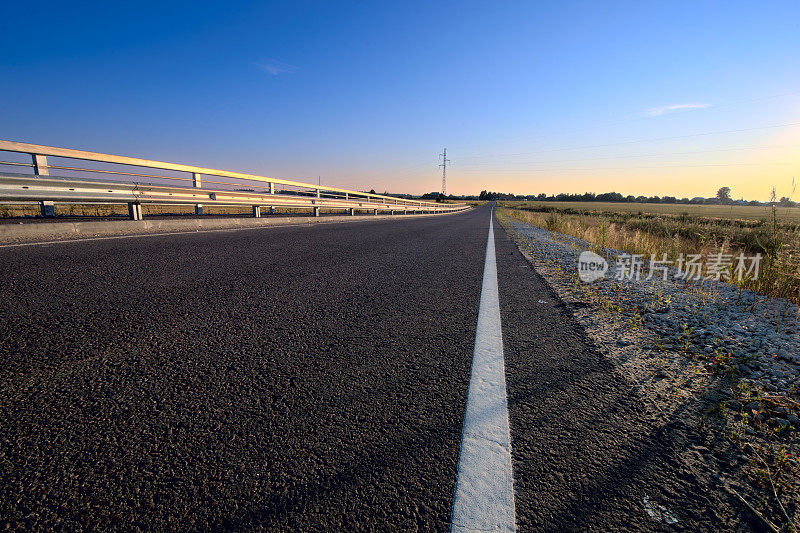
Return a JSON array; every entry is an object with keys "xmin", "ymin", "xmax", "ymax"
[
  {"xmin": 476, "ymin": 188, "xmax": 795, "ymax": 207},
  {"xmin": 362, "ymin": 187, "xmax": 796, "ymax": 207},
  {"xmin": 381, "ymin": 191, "xmax": 482, "ymax": 202}
]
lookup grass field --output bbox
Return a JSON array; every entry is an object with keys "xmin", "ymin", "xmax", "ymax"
[
  {"xmin": 500, "ymin": 202, "xmax": 800, "ymax": 305},
  {"xmin": 498, "ymin": 200, "xmax": 800, "ymax": 223}
]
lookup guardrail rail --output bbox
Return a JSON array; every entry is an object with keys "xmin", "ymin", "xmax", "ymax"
[{"xmin": 0, "ymin": 140, "xmax": 469, "ymax": 220}]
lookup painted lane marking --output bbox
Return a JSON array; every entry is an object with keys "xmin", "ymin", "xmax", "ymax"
[{"xmin": 451, "ymin": 209, "xmax": 515, "ymax": 532}]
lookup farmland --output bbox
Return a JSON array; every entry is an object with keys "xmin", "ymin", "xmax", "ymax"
[
  {"xmin": 498, "ymin": 200, "xmax": 800, "ymax": 223},
  {"xmin": 499, "ymin": 202, "xmax": 800, "ymax": 304}
]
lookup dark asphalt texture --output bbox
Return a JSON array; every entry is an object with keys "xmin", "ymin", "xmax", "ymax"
[
  {"xmin": 0, "ymin": 209, "xmax": 487, "ymax": 530},
  {"xmin": 0, "ymin": 204, "xmax": 738, "ymax": 531}
]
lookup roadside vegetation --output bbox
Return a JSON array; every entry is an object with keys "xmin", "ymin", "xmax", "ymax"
[
  {"xmin": 497, "ymin": 207, "xmax": 799, "ymax": 531},
  {"xmin": 499, "ymin": 202, "xmax": 800, "ymax": 306},
  {"xmin": 500, "ymin": 200, "xmax": 800, "ymax": 223}
]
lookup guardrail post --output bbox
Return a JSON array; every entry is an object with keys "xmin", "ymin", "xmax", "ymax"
[
  {"xmin": 348, "ymin": 208, "xmax": 354, "ymax": 216},
  {"xmin": 40, "ymin": 201, "xmax": 55, "ymax": 217},
  {"xmin": 345, "ymin": 192, "xmax": 349, "ymax": 200},
  {"xmin": 253, "ymin": 206, "xmax": 261, "ymax": 218},
  {"xmin": 313, "ymin": 206, "xmax": 320, "ymax": 217},
  {"xmin": 316, "ymin": 188, "xmax": 321, "ymax": 198},
  {"xmin": 269, "ymin": 182, "xmax": 275, "ymax": 194},
  {"xmin": 128, "ymin": 203, "xmax": 143, "ymax": 221},
  {"xmin": 373, "ymin": 209, "xmax": 378, "ymax": 215},
  {"xmin": 192, "ymin": 173, "xmax": 203, "ymax": 214},
  {"xmin": 32, "ymin": 154, "xmax": 49, "ymax": 176},
  {"xmin": 29, "ymin": 155, "xmax": 51, "ymax": 217}
]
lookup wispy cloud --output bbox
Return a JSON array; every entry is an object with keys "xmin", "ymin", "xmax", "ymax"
[
  {"xmin": 255, "ymin": 59, "xmax": 298, "ymax": 75},
  {"xmin": 647, "ymin": 103, "xmax": 710, "ymax": 116}
]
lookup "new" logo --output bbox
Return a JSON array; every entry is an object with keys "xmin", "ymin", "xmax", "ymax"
[{"xmin": 577, "ymin": 251, "xmax": 608, "ymax": 283}]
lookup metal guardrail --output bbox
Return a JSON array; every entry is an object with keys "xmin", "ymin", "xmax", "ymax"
[{"xmin": 0, "ymin": 140, "xmax": 469, "ymax": 220}]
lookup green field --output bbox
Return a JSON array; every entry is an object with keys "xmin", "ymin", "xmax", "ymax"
[{"xmin": 498, "ymin": 200, "xmax": 800, "ymax": 223}]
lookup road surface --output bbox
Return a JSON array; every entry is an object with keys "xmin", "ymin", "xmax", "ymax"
[{"xmin": 0, "ymin": 204, "xmax": 734, "ymax": 530}]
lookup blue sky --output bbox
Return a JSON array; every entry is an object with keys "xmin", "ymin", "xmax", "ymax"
[{"xmin": 2, "ymin": 1, "xmax": 799, "ymax": 199}]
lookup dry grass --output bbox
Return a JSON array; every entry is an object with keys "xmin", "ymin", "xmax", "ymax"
[
  {"xmin": 499, "ymin": 200, "xmax": 800, "ymax": 223},
  {"xmin": 497, "ymin": 207, "xmax": 800, "ymax": 530},
  {"xmin": 500, "ymin": 205, "xmax": 800, "ymax": 305}
]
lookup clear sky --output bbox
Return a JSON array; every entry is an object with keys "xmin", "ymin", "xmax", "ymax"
[{"xmin": 2, "ymin": 1, "xmax": 798, "ymax": 200}]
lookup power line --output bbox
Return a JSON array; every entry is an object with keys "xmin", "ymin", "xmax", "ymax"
[
  {"xmin": 278, "ymin": 140, "xmax": 799, "ymax": 192},
  {"xmin": 439, "ymin": 148, "xmax": 450, "ymax": 195}
]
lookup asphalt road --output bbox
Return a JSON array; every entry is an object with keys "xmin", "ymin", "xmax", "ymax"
[{"xmin": 0, "ymin": 204, "xmax": 735, "ymax": 530}]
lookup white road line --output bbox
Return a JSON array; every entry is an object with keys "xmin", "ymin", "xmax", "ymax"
[{"xmin": 451, "ymin": 209, "xmax": 516, "ymax": 532}]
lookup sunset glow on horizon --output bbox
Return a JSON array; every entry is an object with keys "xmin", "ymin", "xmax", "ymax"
[{"xmin": 2, "ymin": 1, "xmax": 798, "ymax": 201}]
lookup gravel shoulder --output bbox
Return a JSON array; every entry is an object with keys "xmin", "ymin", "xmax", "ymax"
[{"xmin": 497, "ymin": 211, "xmax": 799, "ymax": 532}]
